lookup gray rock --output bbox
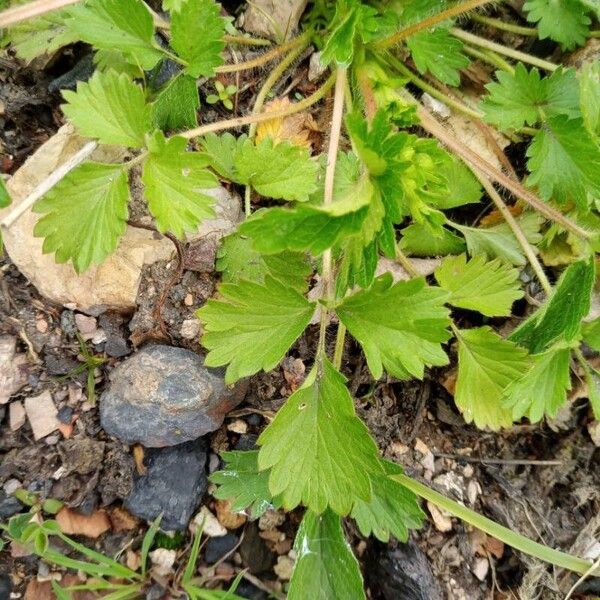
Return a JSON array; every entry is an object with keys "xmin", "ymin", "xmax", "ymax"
[
  {"xmin": 0, "ymin": 491, "xmax": 22, "ymax": 519},
  {"xmin": 242, "ymin": 0, "xmax": 308, "ymax": 41},
  {"xmin": 100, "ymin": 345, "xmax": 247, "ymax": 447},
  {"xmin": 125, "ymin": 439, "xmax": 208, "ymax": 531},
  {"xmin": 239, "ymin": 522, "xmax": 276, "ymax": 574},
  {"xmin": 204, "ymin": 533, "xmax": 238, "ymax": 563}
]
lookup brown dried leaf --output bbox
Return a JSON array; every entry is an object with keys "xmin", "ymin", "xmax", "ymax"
[
  {"xmin": 110, "ymin": 506, "xmax": 139, "ymax": 532},
  {"xmin": 56, "ymin": 507, "xmax": 111, "ymax": 538},
  {"xmin": 255, "ymin": 98, "xmax": 317, "ymax": 149}
]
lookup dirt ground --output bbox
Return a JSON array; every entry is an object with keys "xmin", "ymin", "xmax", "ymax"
[{"xmin": 1, "ymin": 6, "xmax": 600, "ymax": 599}]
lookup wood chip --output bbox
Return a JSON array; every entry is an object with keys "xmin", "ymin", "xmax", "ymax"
[
  {"xmin": 56, "ymin": 507, "xmax": 111, "ymax": 538},
  {"xmin": 24, "ymin": 391, "xmax": 58, "ymax": 440}
]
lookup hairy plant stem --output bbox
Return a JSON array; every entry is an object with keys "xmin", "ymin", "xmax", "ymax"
[
  {"xmin": 242, "ymin": 39, "xmax": 311, "ymax": 215},
  {"xmin": 396, "ymin": 473, "xmax": 596, "ymax": 575},
  {"xmin": 224, "ymin": 34, "xmax": 272, "ymax": 47},
  {"xmin": 181, "ymin": 72, "xmax": 335, "ymax": 139},
  {"xmin": 215, "ymin": 31, "xmax": 310, "ymax": 74},
  {"xmin": 317, "ymin": 66, "xmax": 347, "ymax": 357},
  {"xmin": 471, "ymin": 14, "xmax": 537, "ymax": 36},
  {"xmin": 411, "ymin": 101, "xmax": 591, "ymax": 239},
  {"xmin": 387, "ymin": 56, "xmax": 483, "ymax": 120},
  {"xmin": 474, "ymin": 171, "xmax": 553, "ymax": 295},
  {"xmin": 375, "ymin": 0, "xmax": 496, "ymax": 49},
  {"xmin": 463, "ymin": 45, "xmax": 515, "ymax": 73},
  {"xmin": 451, "ymin": 28, "xmax": 558, "ymax": 72},
  {"xmin": 395, "ymin": 247, "xmax": 421, "ymax": 278},
  {"xmin": 0, "ymin": 0, "xmax": 80, "ymax": 26},
  {"xmin": 332, "ymin": 323, "xmax": 347, "ymax": 370}
]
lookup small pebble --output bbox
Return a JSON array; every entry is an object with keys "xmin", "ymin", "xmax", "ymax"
[
  {"xmin": 274, "ymin": 555, "xmax": 295, "ymax": 581},
  {"xmin": 3, "ymin": 479, "xmax": 21, "ymax": 495},
  {"xmin": 35, "ymin": 318, "xmax": 49, "ymax": 334},
  {"xmin": 24, "ymin": 391, "xmax": 58, "ymax": 440},
  {"xmin": 215, "ymin": 499, "xmax": 246, "ymax": 529},
  {"xmin": 227, "ymin": 419, "xmax": 248, "ymax": 434},
  {"xmin": 204, "ymin": 533, "xmax": 238, "ymax": 563},
  {"xmin": 258, "ymin": 509, "xmax": 285, "ymax": 531},
  {"xmin": 180, "ymin": 319, "xmax": 201, "ymax": 340},
  {"xmin": 472, "ymin": 557, "xmax": 489, "ymax": 581},
  {"xmin": 75, "ymin": 314, "xmax": 97, "ymax": 338},
  {"xmin": 57, "ymin": 406, "xmax": 74, "ymax": 424},
  {"xmin": 184, "ymin": 293, "xmax": 194, "ymax": 306},
  {"xmin": 9, "ymin": 401, "xmax": 26, "ymax": 431},
  {"xmin": 193, "ymin": 506, "xmax": 227, "ymax": 538}
]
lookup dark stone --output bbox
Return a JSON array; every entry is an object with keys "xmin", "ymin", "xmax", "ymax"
[
  {"xmin": 44, "ymin": 352, "xmax": 80, "ymax": 376},
  {"xmin": 239, "ymin": 522, "xmax": 275, "ymax": 574},
  {"xmin": 366, "ymin": 540, "xmax": 443, "ymax": 600},
  {"xmin": 60, "ymin": 310, "xmax": 77, "ymax": 337},
  {"xmin": 0, "ymin": 491, "xmax": 22, "ymax": 519},
  {"xmin": 235, "ymin": 434, "xmax": 258, "ymax": 451},
  {"xmin": 48, "ymin": 54, "xmax": 94, "ymax": 92},
  {"xmin": 246, "ymin": 413, "xmax": 261, "ymax": 427},
  {"xmin": 100, "ymin": 345, "xmax": 247, "ymax": 447},
  {"xmin": 145, "ymin": 583, "xmax": 167, "ymax": 600},
  {"xmin": 0, "ymin": 573, "xmax": 12, "ymax": 600},
  {"xmin": 104, "ymin": 336, "xmax": 130, "ymax": 358},
  {"xmin": 204, "ymin": 533, "xmax": 238, "ymax": 563},
  {"xmin": 125, "ymin": 439, "xmax": 208, "ymax": 531},
  {"xmin": 57, "ymin": 406, "xmax": 73, "ymax": 424},
  {"xmin": 234, "ymin": 580, "xmax": 269, "ymax": 600}
]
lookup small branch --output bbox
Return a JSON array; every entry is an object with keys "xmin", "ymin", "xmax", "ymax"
[
  {"xmin": 0, "ymin": 141, "xmax": 97, "ymax": 230},
  {"xmin": 0, "ymin": 0, "xmax": 81, "ymax": 26},
  {"xmin": 412, "ymin": 103, "xmax": 591, "ymax": 239},
  {"xmin": 451, "ymin": 28, "xmax": 558, "ymax": 72},
  {"xmin": 318, "ymin": 66, "xmax": 347, "ymax": 356},
  {"xmin": 433, "ymin": 453, "xmax": 562, "ymax": 466},
  {"xmin": 215, "ymin": 32, "xmax": 309, "ymax": 74},
  {"xmin": 474, "ymin": 171, "xmax": 553, "ymax": 295},
  {"xmin": 375, "ymin": 0, "xmax": 496, "ymax": 49},
  {"xmin": 180, "ymin": 72, "xmax": 335, "ymax": 139}
]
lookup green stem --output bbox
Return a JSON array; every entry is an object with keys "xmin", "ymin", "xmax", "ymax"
[
  {"xmin": 463, "ymin": 45, "xmax": 514, "ymax": 73},
  {"xmin": 216, "ymin": 31, "xmax": 310, "ymax": 74},
  {"xmin": 375, "ymin": 0, "xmax": 496, "ymax": 49},
  {"xmin": 333, "ymin": 323, "xmax": 346, "ymax": 370},
  {"xmin": 451, "ymin": 27, "xmax": 558, "ymax": 71},
  {"xmin": 388, "ymin": 56, "xmax": 483, "ymax": 120},
  {"xmin": 471, "ymin": 14, "xmax": 537, "ymax": 36},
  {"xmin": 395, "ymin": 245, "xmax": 420, "ymax": 278},
  {"xmin": 395, "ymin": 474, "xmax": 596, "ymax": 575},
  {"xmin": 180, "ymin": 72, "xmax": 335, "ymax": 139}
]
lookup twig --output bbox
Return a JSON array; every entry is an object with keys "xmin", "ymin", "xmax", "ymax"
[
  {"xmin": 474, "ymin": 170, "xmax": 553, "ymax": 295},
  {"xmin": 433, "ymin": 453, "xmax": 563, "ymax": 466},
  {"xmin": 451, "ymin": 28, "xmax": 558, "ymax": 72},
  {"xmin": 0, "ymin": 0, "xmax": 81, "ymax": 26},
  {"xmin": 0, "ymin": 140, "xmax": 97, "ymax": 230},
  {"xmin": 181, "ymin": 73, "xmax": 335, "ymax": 139}
]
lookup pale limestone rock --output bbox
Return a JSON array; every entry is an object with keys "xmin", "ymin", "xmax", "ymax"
[
  {"xmin": 1, "ymin": 125, "xmax": 242, "ymax": 315},
  {"xmin": 0, "ymin": 336, "xmax": 28, "ymax": 404},
  {"xmin": 242, "ymin": 0, "xmax": 308, "ymax": 41},
  {"xmin": 24, "ymin": 391, "xmax": 58, "ymax": 440}
]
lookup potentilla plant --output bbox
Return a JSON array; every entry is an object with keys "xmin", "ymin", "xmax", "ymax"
[{"xmin": 1, "ymin": 0, "xmax": 600, "ymax": 596}]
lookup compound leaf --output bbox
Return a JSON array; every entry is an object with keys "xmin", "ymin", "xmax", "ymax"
[
  {"xmin": 142, "ymin": 132, "xmax": 216, "ymax": 238},
  {"xmin": 524, "ymin": 0, "xmax": 591, "ymax": 50},
  {"xmin": 336, "ymin": 273, "xmax": 452, "ymax": 380},
  {"xmin": 170, "ymin": 0, "xmax": 225, "ymax": 77},
  {"xmin": 152, "ymin": 73, "xmax": 199, "ymax": 130},
  {"xmin": 399, "ymin": 223, "xmax": 466, "ymax": 256},
  {"xmin": 481, "ymin": 65, "xmax": 580, "ymax": 130},
  {"xmin": 510, "ymin": 258, "xmax": 595, "ymax": 353},
  {"xmin": 503, "ymin": 348, "xmax": 571, "ymax": 422},
  {"xmin": 258, "ymin": 358, "xmax": 382, "ymax": 515},
  {"xmin": 455, "ymin": 327, "xmax": 529, "ymax": 430},
  {"xmin": 527, "ymin": 116, "xmax": 600, "ymax": 210},
  {"xmin": 435, "ymin": 254, "xmax": 523, "ymax": 317},
  {"xmin": 200, "ymin": 132, "xmax": 247, "ymax": 182},
  {"xmin": 68, "ymin": 0, "xmax": 162, "ymax": 69},
  {"xmin": 198, "ymin": 276, "xmax": 314, "ymax": 384},
  {"xmin": 33, "ymin": 162, "xmax": 129, "ymax": 273},
  {"xmin": 210, "ymin": 451, "xmax": 277, "ymax": 518},
  {"xmin": 288, "ymin": 509, "xmax": 365, "ymax": 600},
  {"xmin": 62, "ymin": 70, "xmax": 151, "ymax": 148},
  {"xmin": 351, "ymin": 460, "xmax": 424, "ymax": 543},
  {"xmin": 407, "ymin": 27, "xmax": 469, "ymax": 87}
]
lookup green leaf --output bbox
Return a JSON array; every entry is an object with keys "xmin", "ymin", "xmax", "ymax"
[
  {"xmin": 0, "ymin": 178, "xmax": 10, "ymax": 209},
  {"xmin": 435, "ymin": 254, "xmax": 523, "ymax": 317},
  {"xmin": 62, "ymin": 69, "xmax": 151, "ymax": 148},
  {"xmin": 288, "ymin": 509, "xmax": 365, "ymax": 600},
  {"xmin": 217, "ymin": 233, "xmax": 312, "ymax": 292},
  {"xmin": 581, "ymin": 359, "xmax": 600, "ymax": 419},
  {"xmin": 210, "ymin": 451, "xmax": 276, "ymax": 518},
  {"xmin": 152, "ymin": 73, "xmax": 199, "ymax": 130},
  {"xmin": 510, "ymin": 258, "xmax": 595, "ymax": 353},
  {"xmin": 94, "ymin": 48, "xmax": 144, "ymax": 78},
  {"xmin": 430, "ymin": 155, "xmax": 482, "ymax": 209},
  {"xmin": 5, "ymin": 10, "xmax": 79, "ymax": 61},
  {"xmin": 33, "ymin": 162, "xmax": 129, "ymax": 273},
  {"xmin": 170, "ymin": 0, "xmax": 225, "ymax": 77},
  {"xmin": 503, "ymin": 348, "xmax": 571, "ymax": 422},
  {"xmin": 481, "ymin": 65, "xmax": 580, "ymax": 130},
  {"xmin": 351, "ymin": 460, "xmax": 424, "ymax": 543},
  {"xmin": 524, "ymin": 0, "xmax": 591, "ymax": 50},
  {"xmin": 399, "ymin": 223, "xmax": 466, "ymax": 256},
  {"xmin": 239, "ymin": 205, "xmax": 368, "ymax": 255},
  {"xmin": 455, "ymin": 327, "xmax": 529, "ymax": 430},
  {"xmin": 320, "ymin": 0, "xmax": 360, "ymax": 67},
  {"xmin": 582, "ymin": 317, "xmax": 600, "ymax": 351},
  {"xmin": 527, "ymin": 116, "xmax": 600, "ymax": 210},
  {"xmin": 336, "ymin": 273, "xmax": 452, "ymax": 380},
  {"xmin": 453, "ymin": 213, "xmax": 543, "ymax": 266},
  {"xmin": 235, "ymin": 139, "xmax": 319, "ymax": 202},
  {"xmin": 163, "ymin": 0, "xmax": 188, "ymax": 10},
  {"xmin": 407, "ymin": 27, "xmax": 469, "ymax": 87},
  {"xmin": 68, "ymin": 0, "xmax": 162, "ymax": 69},
  {"xmin": 200, "ymin": 132, "xmax": 247, "ymax": 182},
  {"xmin": 258, "ymin": 357, "xmax": 381, "ymax": 514},
  {"xmin": 142, "ymin": 132, "xmax": 216, "ymax": 238},
  {"xmin": 197, "ymin": 276, "xmax": 314, "ymax": 383},
  {"xmin": 580, "ymin": 61, "xmax": 600, "ymax": 136}
]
